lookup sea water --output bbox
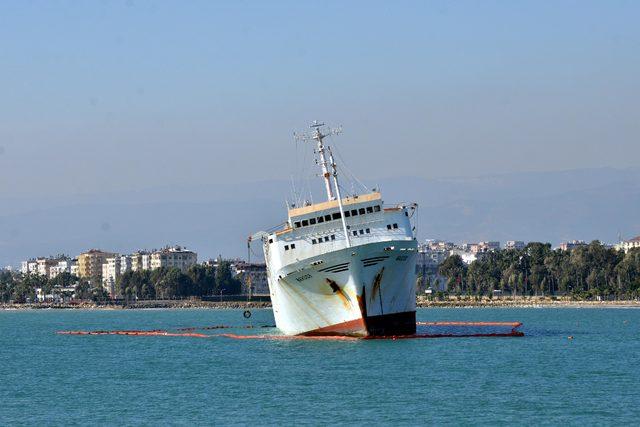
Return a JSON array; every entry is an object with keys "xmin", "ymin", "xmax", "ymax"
[{"xmin": 1, "ymin": 308, "xmax": 639, "ymax": 425}]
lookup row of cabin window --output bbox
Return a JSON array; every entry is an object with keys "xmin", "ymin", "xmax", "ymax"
[
  {"xmin": 284, "ymin": 243, "xmax": 296, "ymax": 251},
  {"xmin": 311, "ymin": 234, "xmax": 336, "ymax": 245},
  {"xmin": 293, "ymin": 205, "xmax": 381, "ymax": 228},
  {"xmin": 387, "ymin": 223, "xmax": 399, "ymax": 230},
  {"xmin": 352, "ymin": 228, "xmax": 371, "ymax": 236}
]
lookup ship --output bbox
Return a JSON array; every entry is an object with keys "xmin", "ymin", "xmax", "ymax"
[{"xmin": 250, "ymin": 122, "xmax": 418, "ymax": 336}]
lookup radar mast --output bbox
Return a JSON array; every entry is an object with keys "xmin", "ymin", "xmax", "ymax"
[{"xmin": 295, "ymin": 121, "xmax": 342, "ymax": 201}]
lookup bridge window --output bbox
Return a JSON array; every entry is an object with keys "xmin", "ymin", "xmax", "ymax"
[
  {"xmin": 374, "ymin": 205, "xmax": 381, "ymax": 212},
  {"xmin": 324, "ymin": 214, "xmax": 331, "ymax": 221},
  {"xmin": 302, "ymin": 220, "xmax": 309, "ymax": 227},
  {"xmin": 344, "ymin": 210, "xmax": 351, "ymax": 217},
  {"xmin": 291, "ymin": 244, "xmax": 296, "ymax": 249},
  {"xmin": 359, "ymin": 208, "xmax": 365, "ymax": 215},
  {"xmin": 284, "ymin": 245, "xmax": 289, "ymax": 250},
  {"xmin": 366, "ymin": 206, "xmax": 373, "ymax": 214},
  {"xmin": 309, "ymin": 218, "xmax": 316, "ymax": 225},
  {"xmin": 331, "ymin": 235, "xmax": 335, "ymax": 240},
  {"xmin": 332, "ymin": 212, "xmax": 341, "ymax": 220},
  {"xmin": 294, "ymin": 221, "xmax": 301, "ymax": 228},
  {"xmin": 317, "ymin": 216, "xmax": 324, "ymax": 223},
  {"xmin": 387, "ymin": 224, "xmax": 392, "ymax": 230},
  {"xmin": 353, "ymin": 231, "xmax": 358, "ymax": 236},
  {"xmin": 366, "ymin": 228, "xmax": 370, "ymax": 234},
  {"xmin": 324, "ymin": 236, "xmax": 330, "ymax": 242},
  {"xmin": 393, "ymin": 223, "xmax": 398, "ymax": 229},
  {"xmin": 351, "ymin": 209, "xmax": 358, "ymax": 216},
  {"xmin": 359, "ymin": 229, "xmax": 364, "ymax": 235},
  {"xmin": 312, "ymin": 239, "xmax": 317, "ymax": 244}
]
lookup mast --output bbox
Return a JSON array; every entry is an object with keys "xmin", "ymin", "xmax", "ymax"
[
  {"xmin": 295, "ymin": 121, "xmax": 342, "ymax": 202},
  {"xmin": 328, "ymin": 146, "xmax": 351, "ymax": 248},
  {"xmin": 311, "ymin": 122, "xmax": 335, "ymax": 201}
]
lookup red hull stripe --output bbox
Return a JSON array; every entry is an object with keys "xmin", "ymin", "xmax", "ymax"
[{"xmin": 302, "ymin": 318, "xmax": 367, "ymax": 336}]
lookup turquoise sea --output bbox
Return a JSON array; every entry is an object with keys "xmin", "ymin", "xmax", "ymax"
[{"xmin": 1, "ymin": 308, "xmax": 639, "ymax": 425}]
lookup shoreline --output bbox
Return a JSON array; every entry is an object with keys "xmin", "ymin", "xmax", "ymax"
[{"xmin": 2, "ymin": 298, "xmax": 639, "ymax": 310}]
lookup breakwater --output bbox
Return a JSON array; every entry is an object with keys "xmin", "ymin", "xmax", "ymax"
[{"xmin": 3, "ymin": 297, "xmax": 640, "ymax": 310}]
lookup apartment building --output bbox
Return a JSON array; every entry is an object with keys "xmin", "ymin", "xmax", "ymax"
[
  {"xmin": 78, "ymin": 249, "xmax": 116, "ymax": 283},
  {"xmin": 150, "ymin": 246, "xmax": 197, "ymax": 271},
  {"xmin": 102, "ymin": 256, "xmax": 121, "ymax": 297}
]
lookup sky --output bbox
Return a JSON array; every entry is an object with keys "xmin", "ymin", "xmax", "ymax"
[
  {"xmin": 1, "ymin": 1, "xmax": 640, "ymax": 265},
  {"xmin": 0, "ymin": 0, "xmax": 639, "ymax": 200}
]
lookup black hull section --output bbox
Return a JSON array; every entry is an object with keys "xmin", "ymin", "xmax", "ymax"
[{"xmin": 365, "ymin": 311, "xmax": 416, "ymax": 336}]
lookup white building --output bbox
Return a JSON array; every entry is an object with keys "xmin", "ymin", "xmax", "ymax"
[
  {"xmin": 35, "ymin": 258, "xmax": 61, "ymax": 277},
  {"xmin": 102, "ymin": 256, "xmax": 121, "ymax": 297},
  {"xmin": 21, "ymin": 260, "xmax": 35, "ymax": 275},
  {"xmin": 120, "ymin": 255, "xmax": 132, "ymax": 275},
  {"xmin": 559, "ymin": 240, "xmax": 587, "ymax": 251},
  {"xmin": 616, "ymin": 236, "xmax": 640, "ymax": 253},
  {"xmin": 150, "ymin": 246, "xmax": 197, "ymax": 271},
  {"xmin": 505, "ymin": 240, "xmax": 525, "ymax": 250},
  {"xmin": 49, "ymin": 259, "xmax": 78, "ymax": 279},
  {"xmin": 470, "ymin": 241, "xmax": 500, "ymax": 253},
  {"xmin": 450, "ymin": 249, "xmax": 480, "ymax": 265},
  {"xmin": 232, "ymin": 262, "xmax": 269, "ymax": 295},
  {"xmin": 130, "ymin": 252, "xmax": 152, "ymax": 271}
]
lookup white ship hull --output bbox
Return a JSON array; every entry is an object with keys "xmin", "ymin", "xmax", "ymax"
[{"xmin": 267, "ymin": 239, "xmax": 417, "ymax": 336}]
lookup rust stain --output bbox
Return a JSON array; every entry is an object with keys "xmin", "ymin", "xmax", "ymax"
[
  {"xmin": 371, "ymin": 267, "xmax": 385, "ymax": 303},
  {"xmin": 326, "ymin": 278, "xmax": 352, "ymax": 309},
  {"xmin": 279, "ymin": 277, "xmax": 329, "ymax": 326},
  {"xmin": 356, "ymin": 285, "xmax": 369, "ymax": 333}
]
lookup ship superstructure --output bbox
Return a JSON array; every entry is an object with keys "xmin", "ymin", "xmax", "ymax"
[{"xmin": 251, "ymin": 122, "xmax": 418, "ymax": 336}]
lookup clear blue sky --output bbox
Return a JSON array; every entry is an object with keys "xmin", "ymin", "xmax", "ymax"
[{"xmin": 1, "ymin": 0, "xmax": 639, "ymax": 198}]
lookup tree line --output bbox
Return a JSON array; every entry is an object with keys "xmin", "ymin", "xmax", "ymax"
[
  {"xmin": 115, "ymin": 263, "xmax": 242, "ymax": 300},
  {"xmin": 0, "ymin": 271, "xmax": 107, "ymax": 303},
  {"xmin": 437, "ymin": 242, "xmax": 640, "ymax": 299},
  {"xmin": 0, "ymin": 261, "xmax": 243, "ymax": 303}
]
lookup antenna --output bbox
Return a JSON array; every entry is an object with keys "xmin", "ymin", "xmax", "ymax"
[{"xmin": 294, "ymin": 121, "xmax": 343, "ymax": 201}]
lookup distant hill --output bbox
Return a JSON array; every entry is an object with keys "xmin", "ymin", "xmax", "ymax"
[{"xmin": 2, "ymin": 167, "xmax": 639, "ymax": 267}]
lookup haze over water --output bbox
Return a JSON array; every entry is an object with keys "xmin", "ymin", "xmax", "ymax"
[{"xmin": 2, "ymin": 308, "xmax": 638, "ymax": 425}]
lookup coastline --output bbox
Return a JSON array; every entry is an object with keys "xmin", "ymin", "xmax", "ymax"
[{"xmin": 2, "ymin": 297, "xmax": 639, "ymax": 310}]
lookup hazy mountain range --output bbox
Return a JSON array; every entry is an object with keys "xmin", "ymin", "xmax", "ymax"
[{"xmin": 1, "ymin": 167, "xmax": 639, "ymax": 267}]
